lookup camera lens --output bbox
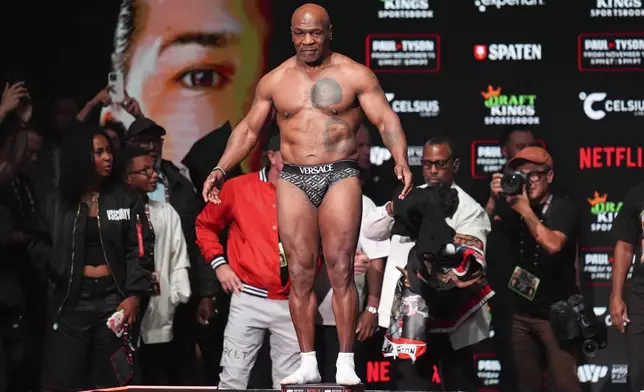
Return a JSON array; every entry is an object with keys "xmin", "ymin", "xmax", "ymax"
[{"xmin": 582, "ymin": 339, "xmax": 598, "ymax": 358}]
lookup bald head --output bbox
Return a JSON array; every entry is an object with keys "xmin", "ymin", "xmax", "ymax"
[
  {"xmin": 291, "ymin": 3, "xmax": 332, "ymax": 64},
  {"xmin": 291, "ymin": 3, "xmax": 330, "ymax": 28}
]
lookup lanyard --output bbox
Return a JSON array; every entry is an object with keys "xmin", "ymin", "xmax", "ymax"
[
  {"xmin": 540, "ymin": 194, "xmax": 553, "ymax": 219},
  {"xmin": 11, "ymin": 177, "xmax": 36, "ymax": 215},
  {"xmin": 519, "ymin": 194, "xmax": 554, "ymax": 267},
  {"xmin": 159, "ymin": 173, "xmax": 170, "ymax": 203},
  {"xmin": 144, "ymin": 203, "xmax": 154, "ymax": 232}
]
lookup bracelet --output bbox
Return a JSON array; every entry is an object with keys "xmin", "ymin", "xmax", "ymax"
[{"xmin": 211, "ymin": 166, "xmax": 227, "ymax": 179}]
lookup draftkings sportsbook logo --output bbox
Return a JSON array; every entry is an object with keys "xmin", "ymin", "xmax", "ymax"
[
  {"xmin": 385, "ymin": 92, "xmax": 440, "ymax": 118},
  {"xmin": 474, "ymin": 43, "xmax": 542, "ymax": 61},
  {"xmin": 474, "ymin": 0, "xmax": 545, "ymax": 12},
  {"xmin": 481, "ymin": 85, "xmax": 539, "ymax": 125},
  {"xmin": 579, "ymin": 91, "xmax": 644, "ymax": 120},
  {"xmin": 588, "ymin": 191, "xmax": 622, "ymax": 232},
  {"xmin": 378, "ymin": 0, "xmax": 434, "ymax": 19},
  {"xmin": 590, "ymin": 0, "xmax": 644, "ymax": 18},
  {"xmin": 579, "ymin": 34, "xmax": 644, "ymax": 71}
]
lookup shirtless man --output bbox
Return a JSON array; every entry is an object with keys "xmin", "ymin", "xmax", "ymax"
[{"xmin": 202, "ymin": 3, "xmax": 412, "ymax": 386}]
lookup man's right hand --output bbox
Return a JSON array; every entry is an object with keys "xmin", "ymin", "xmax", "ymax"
[
  {"xmin": 215, "ymin": 264, "xmax": 243, "ymax": 295},
  {"xmin": 610, "ymin": 294, "xmax": 630, "ymax": 333},
  {"xmin": 490, "ymin": 173, "xmax": 504, "ymax": 197},
  {"xmin": 202, "ymin": 169, "xmax": 226, "ymax": 204},
  {"xmin": 0, "ymin": 82, "xmax": 29, "ymax": 117},
  {"xmin": 394, "ymin": 164, "xmax": 413, "ymax": 199}
]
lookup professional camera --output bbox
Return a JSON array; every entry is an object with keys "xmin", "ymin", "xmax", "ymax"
[
  {"xmin": 501, "ymin": 171, "xmax": 528, "ymax": 195},
  {"xmin": 549, "ymin": 294, "xmax": 607, "ymax": 358}
]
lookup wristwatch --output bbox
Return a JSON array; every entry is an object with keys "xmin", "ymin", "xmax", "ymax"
[{"xmin": 366, "ymin": 306, "xmax": 378, "ymax": 315}]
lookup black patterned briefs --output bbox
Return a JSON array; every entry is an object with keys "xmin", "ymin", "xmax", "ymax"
[{"xmin": 280, "ymin": 160, "xmax": 360, "ymax": 208}]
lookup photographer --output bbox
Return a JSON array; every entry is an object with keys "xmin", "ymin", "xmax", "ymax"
[
  {"xmin": 491, "ymin": 147, "xmax": 580, "ymax": 392},
  {"xmin": 609, "ymin": 182, "xmax": 644, "ymax": 391}
]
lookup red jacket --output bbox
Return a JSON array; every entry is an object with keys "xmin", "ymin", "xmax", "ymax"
[{"xmin": 196, "ymin": 169, "xmax": 289, "ymax": 300}]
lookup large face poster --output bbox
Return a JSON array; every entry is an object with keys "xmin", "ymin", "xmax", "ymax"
[{"xmin": 104, "ymin": 0, "xmax": 271, "ymax": 171}]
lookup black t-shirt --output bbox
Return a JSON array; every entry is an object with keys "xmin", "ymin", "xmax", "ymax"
[
  {"xmin": 500, "ymin": 195, "xmax": 580, "ymax": 318},
  {"xmin": 611, "ymin": 182, "xmax": 644, "ymax": 293}
]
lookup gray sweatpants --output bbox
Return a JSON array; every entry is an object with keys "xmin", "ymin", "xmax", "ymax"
[{"xmin": 219, "ymin": 292, "xmax": 300, "ymax": 390}]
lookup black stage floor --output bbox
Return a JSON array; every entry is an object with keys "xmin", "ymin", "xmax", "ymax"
[{"xmin": 81, "ymin": 386, "xmax": 443, "ymax": 392}]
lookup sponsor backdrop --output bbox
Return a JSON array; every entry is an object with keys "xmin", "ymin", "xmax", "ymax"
[{"xmin": 5, "ymin": 0, "xmax": 644, "ymax": 391}]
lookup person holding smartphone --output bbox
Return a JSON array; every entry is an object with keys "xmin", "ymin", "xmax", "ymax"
[{"xmin": 40, "ymin": 126, "xmax": 152, "ymax": 391}]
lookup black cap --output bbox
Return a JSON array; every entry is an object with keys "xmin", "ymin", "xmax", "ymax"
[
  {"xmin": 266, "ymin": 134, "xmax": 280, "ymax": 152},
  {"xmin": 126, "ymin": 117, "xmax": 166, "ymax": 140}
]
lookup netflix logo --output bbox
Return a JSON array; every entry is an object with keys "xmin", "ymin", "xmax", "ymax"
[
  {"xmin": 366, "ymin": 360, "xmax": 391, "ymax": 383},
  {"xmin": 579, "ymin": 146, "xmax": 644, "ymax": 170}
]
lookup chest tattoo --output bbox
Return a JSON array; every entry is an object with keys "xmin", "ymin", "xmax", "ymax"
[
  {"xmin": 310, "ymin": 78, "xmax": 343, "ymax": 109},
  {"xmin": 323, "ymin": 117, "xmax": 350, "ymax": 152}
]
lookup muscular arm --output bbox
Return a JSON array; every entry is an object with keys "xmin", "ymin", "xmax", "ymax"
[
  {"xmin": 612, "ymin": 241, "xmax": 633, "ymax": 299},
  {"xmin": 357, "ymin": 68, "xmax": 408, "ymax": 166},
  {"xmin": 215, "ymin": 77, "xmax": 273, "ymax": 172},
  {"xmin": 521, "ymin": 208, "xmax": 567, "ymax": 255},
  {"xmin": 366, "ymin": 257, "xmax": 385, "ymax": 308}
]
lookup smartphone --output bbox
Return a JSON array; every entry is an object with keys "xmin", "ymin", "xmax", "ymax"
[
  {"xmin": 108, "ymin": 71, "xmax": 125, "ymax": 104},
  {"xmin": 7, "ymin": 71, "xmax": 25, "ymax": 85}
]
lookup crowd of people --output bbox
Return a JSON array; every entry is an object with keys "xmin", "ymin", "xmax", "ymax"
[
  {"xmin": 2, "ymin": 3, "xmax": 642, "ymax": 392},
  {"xmin": 0, "ymin": 71, "xmax": 593, "ymax": 392}
]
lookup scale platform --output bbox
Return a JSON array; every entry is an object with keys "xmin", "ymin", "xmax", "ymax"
[{"xmin": 281, "ymin": 384, "xmax": 365, "ymax": 392}]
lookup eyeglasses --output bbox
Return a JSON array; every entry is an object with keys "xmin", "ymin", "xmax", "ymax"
[
  {"xmin": 128, "ymin": 168, "xmax": 156, "ymax": 178},
  {"xmin": 421, "ymin": 158, "xmax": 453, "ymax": 170},
  {"xmin": 525, "ymin": 170, "xmax": 549, "ymax": 183}
]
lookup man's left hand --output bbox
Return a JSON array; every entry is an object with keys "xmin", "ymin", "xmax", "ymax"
[
  {"xmin": 438, "ymin": 270, "xmax": 483, "ymax": 288},
  {"xmin": 394, "ymin": 164, "xmax": 413, "ymax": 199},
  {"xmin": 354, "ymin": 251, "xmax": 369, "ymax": 275},
  {"xmin": 506, "ymin": 185, "xmax": 531, "ymax": 215},
  {"xmin": 356, "ymin": 310, "xmax": 377, "ymax": 341},
  {"xmin": 197, "ymin": 297, "xmax": 217, "ymax": 325}
]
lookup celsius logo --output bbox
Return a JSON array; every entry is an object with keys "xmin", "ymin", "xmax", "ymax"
[
  {"xmin": 579, "ymin": 91, "xmax": 644, "ymax": 120},
  {"xmin": 385, "ymin": 93, "xmax": 440, "ymax": 118},
  {"xmin": 474, "ymin": 44, "xmax": 542, "ymax": 61},
  {"xmin": 474, "ymin": 0, "xmax": 545, "ymax": 12}
]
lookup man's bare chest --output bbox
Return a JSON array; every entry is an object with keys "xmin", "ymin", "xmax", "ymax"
[{"xmin": 273, "ymin": 73, "xmax": 359, "ymax": 118}]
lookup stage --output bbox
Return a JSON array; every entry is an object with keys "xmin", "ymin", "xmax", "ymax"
[{"xmin": 81, "ymin": 384, "xmax": 448, "ymax": 392}]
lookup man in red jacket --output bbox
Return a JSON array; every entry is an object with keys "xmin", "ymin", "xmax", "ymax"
[{"xmin": 196, "ymin": 136, "xmax": 299, "ymax": 390}]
